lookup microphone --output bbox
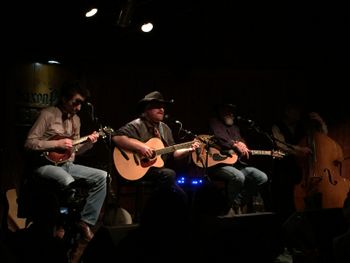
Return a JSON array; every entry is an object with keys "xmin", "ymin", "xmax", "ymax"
[
  {"xmin": 84, "ymin": 102, "xmax": 95, "ymax": 121},
  {"xmin": 164, "ymin": 114, "xmax": 171, "ymax": 120},
  {"xmin": 164, "ymin": 115, "xmax": 181, "ymax": 126},
  {"xmin": 164, "ymin": 115, "xmax": 194, "ymax": 137}
]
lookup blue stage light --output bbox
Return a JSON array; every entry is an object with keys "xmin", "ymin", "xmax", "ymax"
[{"xmin": 177, "ymin": 176, "xmax": 204, "ymax": 186}]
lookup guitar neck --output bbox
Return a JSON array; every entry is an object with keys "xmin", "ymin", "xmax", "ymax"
[
  {"xmin": 251, "ymin": 150, "xmax": 272, "ymax": 156},
  {"xmin": 72, "ymin": 135, "xmax": 89, "ymax": 146},
  {"xmin": 72, "ymin": 129, "xmax": 105, "ymax": 146},
  {"xmin": 156, "ymin": 141, "xmax": 194, "ymax": 156}
]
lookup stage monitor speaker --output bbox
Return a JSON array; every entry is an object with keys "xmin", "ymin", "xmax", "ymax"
[
  {"xmin": 81, "ymin": 224, "xmax": 139, "ymax": 263},
  {"xmin": 190, "ymin": 212, "xmax": 284, "ymax": 261},
  {"xmin": 283, "ymin": 208, "xmax": 348, "ymax": 262}
]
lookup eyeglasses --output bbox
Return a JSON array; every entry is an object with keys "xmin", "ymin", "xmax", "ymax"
[{"xmin": 72, "ymin": 99, "xmax": 84, "ymax": 106}]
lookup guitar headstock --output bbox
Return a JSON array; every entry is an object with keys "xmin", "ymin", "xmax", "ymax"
[
  {"xmin": 98, "ymin": 126, "xmax": 116, "ymax": 139},
  {"xmin": 196, "ymin": 134, "xmax": 215, "ymax": 143},
  {"xmin": 272, "ymin": 150, "xmax": 286, "ymax": 159}
]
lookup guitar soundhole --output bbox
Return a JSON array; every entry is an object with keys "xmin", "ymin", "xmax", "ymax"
[
  {"xmin": 141, "ymin": 158, "xmax": 157, "ymax": 168},
  {"xmin": 140, "ymin": 151, "xmax": 157, "ymax": 166},
  {"xmin": 150, "ymin": 151, "xmax": 156, "ymax": 159},
  {"xmin": 140, "ymin": 157, "xmax": 149, "ymax": 163},
  {"xmin": 212, "ymin": 154, "xmax": 228, "ymax": 161}
]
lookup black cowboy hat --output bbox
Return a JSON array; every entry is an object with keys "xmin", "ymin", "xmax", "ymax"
[
  {"xmin": 213, "ymin": 102, "xmax": 237, "ymax": 113},
  {"xmin": 219, "ymin": 103, "xmax": 236, "ymax": 110},
  {"xmin": 137, "ymin": 91, "xmax": 173, "ymax": 111}
]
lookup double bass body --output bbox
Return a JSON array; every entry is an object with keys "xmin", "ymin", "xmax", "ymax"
[{"xmin": 294, "ymin": 132, "xmax": 350, "ymax": 211}]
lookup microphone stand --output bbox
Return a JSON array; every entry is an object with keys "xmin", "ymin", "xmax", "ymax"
[
  {"xmin": 90, "ymin": 104, "xmax": 114, "ymax": 183},
  {"xmin": 88, "ymin": 103, "xmax": 118, "ymax": 226},
  {"xmin": 176, "ymin": 123, "xmax": 211, "ymax": 181},
  {"xmin": 173, "ymin": 120, "xmax": 209, "ymax": 180},
  {"xmin": 176, "ymin": 123, "xmax": 211, "ymax": 182},
  {"xmin": 174, "ymin": 120, "xmax": 196, "ymax": 141},
  {"xmin": 195, "ymin": 136, "xmax": 212, "ymax": 184},
  {"xmin": 249, "ymin": 121, "xmax": 294, "ymax": 151},
  {"xmin": 247, "ymin": 121, "xmax": 296, "ymax": 212},
  {"xmin": 173, "ymin": 122, "xmax": 213, "ymax": 212},
  {"xmin": 85, "ymin": 102, "xmax": 97, "ymax": 127}
]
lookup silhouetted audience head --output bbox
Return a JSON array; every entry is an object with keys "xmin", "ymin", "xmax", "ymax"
[{"xmin": 140, "ymin": 185, "xmax": 189, "ymax": 229}]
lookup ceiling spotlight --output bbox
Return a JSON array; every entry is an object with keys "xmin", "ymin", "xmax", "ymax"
[
  {"xmin": 47, "ymin": 60, "xmax": 61, "ymax": 65},
  {"xmin": 141, "ymin": 22, "xmax": 153, "ymax": 33},
  {"xmin": 85, "ymin": 7, "xmax": 98, "ymax": 18}
]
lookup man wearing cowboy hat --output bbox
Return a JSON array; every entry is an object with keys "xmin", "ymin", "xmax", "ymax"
[
  {"xmin": 207, "ymin": 102, "xmax": 268, "ymax": 216},
  {"xmin": 112, "ymin": 90, "xmax": 200, "ymax": 191}
]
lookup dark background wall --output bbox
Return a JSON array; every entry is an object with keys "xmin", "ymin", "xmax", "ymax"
[
  {"xmin": 1, "ymin": 1, "xmax": 350, "ymax": 190},
  {"xmin": 2, "ymin": 61, "xmax": 350, "ymax": 192}
]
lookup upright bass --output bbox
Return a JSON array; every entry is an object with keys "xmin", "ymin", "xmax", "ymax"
[{"xmin": 294, "ymin": 131, "xmax": 350, "ymax": 211}]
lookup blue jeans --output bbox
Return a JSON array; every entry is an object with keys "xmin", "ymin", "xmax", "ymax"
[
  {"xmin": 209, "ymin": 165, "xmax": 268, "ymax": 207},
  {"xmin": 35, "ymin": 161, "xmax": 107, "ymax": 226}
]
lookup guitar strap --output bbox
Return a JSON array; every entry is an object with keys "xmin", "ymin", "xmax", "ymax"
[
  {"xmin": 158, "ymin": 124, "xmax": 169, "ymax": 147},
  {"xmin": 153, "ymin": 126, "xmax": 161, "ymax": 139},
  {"xmin": 158, "ymin": 124, "xmax": 164, "ymax": 138}
]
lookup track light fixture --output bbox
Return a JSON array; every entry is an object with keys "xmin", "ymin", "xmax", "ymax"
[{"xmin": 117, "ymin": 0, "xmax": 134, "ymax": 27}]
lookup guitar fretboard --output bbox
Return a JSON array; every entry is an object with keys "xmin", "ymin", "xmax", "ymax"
[
  {"xmin": 72, "ymin": 135, "xmax": 90, "ymax": 146},
  {"xmin": 251, "ymin": 150, "xmax": 272, "ymax": 156},
  {"xmin": 155, "ymin": 141, "xmax": 194, "ymax": 155},
  {"xmin": 72, "ymin": 129, "xmax": 105, "ymax": 146}
]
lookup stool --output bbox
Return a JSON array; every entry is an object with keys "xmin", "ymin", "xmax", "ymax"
[{"xmin": 209, "ymin": 176, "xmax": 260, "ymax": 214}]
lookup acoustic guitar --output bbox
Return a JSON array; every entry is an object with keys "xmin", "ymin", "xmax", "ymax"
[
  {"xmin": 113, "ymin": 137, "xmax": 199, "ymax": 181},
  {"xmin": 192, "ymin": 143, "xmax": 285, "ymax": 168},
  {"xmin": 42, "ymin": 127, "xmax": 113, "ymax": 165}
]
